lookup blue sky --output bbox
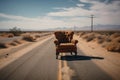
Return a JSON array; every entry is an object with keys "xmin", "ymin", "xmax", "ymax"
[
  {"xmin": 0, "ymin": 0, "xmax": 120, "ymax": 30},
  {"xmin": 0, "ymin": 0, "xmax": 79, "ymax": 17}
]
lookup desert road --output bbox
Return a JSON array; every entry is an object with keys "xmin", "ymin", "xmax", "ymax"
[{"xmin": 0, "ymin": 36, "xmax": 113, "ymax": 80}]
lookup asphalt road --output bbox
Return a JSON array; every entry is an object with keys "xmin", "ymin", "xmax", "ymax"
[{"xmin": 0, "ymin": 37, "xmax": 113, "ymax": 80}]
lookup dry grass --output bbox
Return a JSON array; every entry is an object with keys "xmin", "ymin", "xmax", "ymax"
[
  {"xmin": 8, "ymin": 33, "xmax": 14, "ymax": 38},
  {"xmin": 95, "ymin": 35, "xmax": 105, "ymax": 44},
  {"xmin": 113, "ymin": 37, "xmax": 120, "ymax": 43},
  {"xmin": 97, "ymin": 39, "xmax": 104, "ymax": 44},
  {"xmin": 13, "ymin": 39, "xmax": 23, "ymax": 44},
  {"xmin": 79, "ymin": 32, "xmax": 86, "ymax": 37},
  {"xmin": 0, "ymin": 33, "xmax": 8, "ymax": 37},
  {"xmin": 96, "ymin": 35, "xmax": 112, "ymax": 44},
  {"xmin": 82, "ymin": 33, "xmax": 96, "ymax": 42},
  {"xmin": 0, "ymin": 39, "xmax": 25, "ymax": 48},
  {"xmin": 105, "ymin": 33, "xmax": 120, "ymax": 52},
  {"xmin": 105, "ymin": 41, "xmax": 120, "ymax": 52},
  {"xmin": 22, "ymin": 35, "xmax": 36, "ymax": 42},
  {"xmin": 79, "ymin": 32, "xmax": 120, "ymax": 52},
  {"xmin": 0, "ymin": 43, "xmax": 10, "ymax": 48},
  {"xmin": 35, "ymin": 35, "xmax": 41, "ymax": 38},
  {"xmin": 10, "ymin": 42, "xmax": 18, "ymax": 46},
  {"xmin": 0, "ymin": 33, "xmax": 14, "ymax": 38},
  {"xmin": 110, "ymin": 33, "xmax": 120, "ymax": 39},
  {"xmin": 105, "ymin": 37, "xmax": 112, "ymax": 42}
]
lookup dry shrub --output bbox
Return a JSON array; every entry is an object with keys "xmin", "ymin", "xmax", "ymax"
[
  {"xmin": 97, "ymin": 39, "xmax": 104, "ymax": 44},
  {"xmin": 105, "ymin": 40, "xmax": 120, "ymax": 52},
  {"xmin": 8, "ymin": 33, "xmax": 14, "ymax": 38},
  {"xmin": 95, "ymin": 34, "xmax": 112, "ymax": 44},
  {"xmin": 82, "ymin": 33, "xmax": 96, "ymax": 42},
  {"xmin": 10, "ymin": 42, "xmax": 18, "ymax": 46},
  {"xmin": 96, "ymin": 35, "xmax": 105, "ymax": 39},
  {"xmin": 35, "ymin": 35, "xmax": 40, "ymax": 38},
  {"xmin": 0, "ymin": 43, "xmax": 10, "ymax": 48},
  {"xmin": 110, "ymin": 33, "xmax": 120, "ymax": 39},
  {"xmin": 106, "ymin": 37, "xmax": 120, "ymax": 52},
  {"xmin": 81, "ymin": 32, "xmax": 113, "ymax": 43},
  {"xmin": 23, "ymin": 35, "xmax": 36, "ymax": 42},
  {"xmin": 95, "ymin": 35, "xmax": 104, "ymax": 44},
  {"xmin": 13, "ymin": 39, "xmax": 23, "ymax": 44},
  {"xmin": 105, "ymin": 37, "xmax": 112, "ymax": 42},
  {"xmin": 79, "ymin": 32, "xmax": 86, "ymax": 37},
  {"xmin": 102, "ymin": 42, "xmax": 108, "ymax": 48},
  {"xmin": 76, "ymin": 32, "xmax": 80, "ymax": 36},
  {"xmin": 1, "ymin": 33, "xmax": 8, "ymax": 37},
  {"xmin": 0, "ymin": 33, "xmax": 14, "ymax": 38},
  {"xmin": 86, "ymin": 36, "xmax": 95, "ymax": 42},
  {"xmin": 113, "ymin": 37, "xmax": 120, "ymax": 43}
]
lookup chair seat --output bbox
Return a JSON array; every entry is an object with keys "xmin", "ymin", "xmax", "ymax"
[
  {"xmin": 60, "ymin": 43, "xmax": 75, "ymax": 47},
  {"xmin": 57, "ymin": 43, "xmax": 76, "ymax": 49}
]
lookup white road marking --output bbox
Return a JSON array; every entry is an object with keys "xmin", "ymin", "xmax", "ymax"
[{"xmin": 58, "ymin": 53, "xmax": 75, "ymax": 80}]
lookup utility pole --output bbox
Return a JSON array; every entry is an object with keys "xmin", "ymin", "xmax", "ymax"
[
  {"xmin": 74, "ymin": 26, "xmax": 76, "ymax": 32},
  {"xmin": 90, "ymin": 15, "xmax": 94, "ymax": 32},
  {"xmin": 74, "ymin": 26, "xmax": 75, "ymax": 31}
]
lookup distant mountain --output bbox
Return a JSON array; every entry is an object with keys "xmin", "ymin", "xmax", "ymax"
[
  {"xmin": 49, "ymin": 25, "xmax": 120, "ymax": 31},
  {"xmin": 0, "ymin": 25, "xmax": 120, "ymax": 31},
  {"xmin": 0, "ymin": 29, "xmax": 9, "ymax": 31},
  {"xmin": 93, "ymin": 25, "xmax": 120, "ymax": 30}
]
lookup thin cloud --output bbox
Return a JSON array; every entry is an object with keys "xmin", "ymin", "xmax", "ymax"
[
  {"xmin": 0, "ymin": 13, "xmax": 68, "ymax": 30},
  {"xmin": 0, "ymin": 0, "xmax": 120, "ymax": 30},
  {"xmin": 47, "ymin": 0, "xmax": 120, "ymax": 25},
  {"xmin": 0, "ymin": 13, "xmax": 34, "ymax": 21}
]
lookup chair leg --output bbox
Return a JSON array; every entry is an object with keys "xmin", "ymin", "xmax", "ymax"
[
  {"xmin": 56, "ymin": 52, "xmax": 59, "ymax": 59},
  {"xmin": 71, "ymin": 52, "xmax": 72, "ymax": 55},
  {"xmin": 74, "ymin": 51, "xmax": 77, "ymax": 56}
]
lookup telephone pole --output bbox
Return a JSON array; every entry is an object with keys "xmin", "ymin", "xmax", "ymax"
[
  {"xmin": 74, "ymin": 26, "xmax": 76, "ymax": 31},
  {"xmin": 90, "ymin": 15, "xmax": 94, "ymax": 32}
]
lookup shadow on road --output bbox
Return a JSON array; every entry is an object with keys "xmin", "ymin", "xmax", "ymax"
[{"xmin": 60, "ymin": 55, "xmax": 104, "ymax": 61}]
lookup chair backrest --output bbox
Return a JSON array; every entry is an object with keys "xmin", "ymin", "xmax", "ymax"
[{"xmin": 54, "ymin": 31, "xmax": 74, "ymax": 43}]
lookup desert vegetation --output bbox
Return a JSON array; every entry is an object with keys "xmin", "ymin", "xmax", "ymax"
[
  {"xmin": 0, "ymin": 33, "xmax": 14, "ymax": 38},
  {"xmin": 0, "ymin": 42, "xmax": 10, "ymax": 48},
  {"xmin": 9, "ymin": 27, "xmax": 22, "ymax": 36},
  {"xmin": 22, "ymin": 35, "xmax": 37, "ymax": 42},
  {"xmin": 0, "ymin": 30, "xmax": 52, "ymax": 48},
  {"xmin": 0, "ymin": 39, "xmax": 25, "ymax": 48},
  {"xmin": 77, "ymin": 31, "xmax": 120, "ymax": 52},
  {"xmin": 0, "ymin": 27, "xmax": 22, "ymax": 38}
]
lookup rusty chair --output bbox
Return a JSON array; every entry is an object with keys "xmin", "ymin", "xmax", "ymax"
[{"xmin": 54, "ymin": 31, "xmax": 78, "ymax": 59}]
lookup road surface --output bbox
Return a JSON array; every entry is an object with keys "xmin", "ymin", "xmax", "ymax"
[{"xmin": 0, "ymin": 36, "xmax": 113, "ymax": 80}]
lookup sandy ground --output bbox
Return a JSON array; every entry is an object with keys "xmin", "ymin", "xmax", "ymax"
[
  {"xmin": 74, "ymin": 35, "xmax": 120, "ymax": 80},
  {"xmin": 0, "ymin": 35, "xmax": 53, "ymax": 69}
]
